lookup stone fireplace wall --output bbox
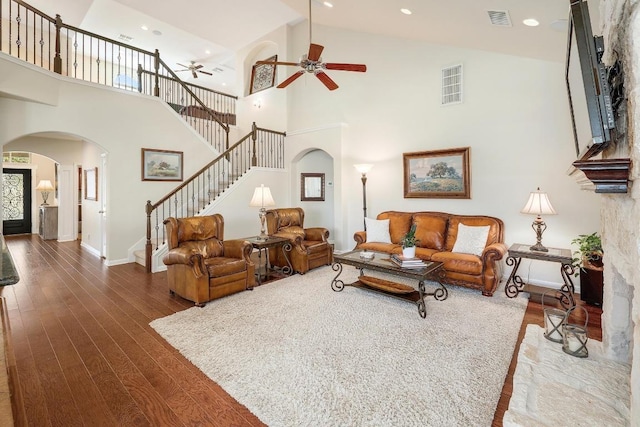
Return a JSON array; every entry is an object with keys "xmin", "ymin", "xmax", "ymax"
[{"xmin": 599, "ymin": 0, "xmax": 639, "ymax": 421}]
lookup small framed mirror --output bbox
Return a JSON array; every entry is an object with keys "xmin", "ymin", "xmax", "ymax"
[{"xmin": 301, "ymin": 173, "xmax": 325, "ymax": 201}]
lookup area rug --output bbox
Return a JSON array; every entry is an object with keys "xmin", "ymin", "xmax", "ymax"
[{"xmin": 150, "ymin": 266, "xmax": 527, "ymax": 427}]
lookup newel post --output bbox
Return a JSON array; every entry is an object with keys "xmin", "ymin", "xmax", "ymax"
[
  {"xmin": 145, "ymin": 200, "xmax": 153, "ymax": 273},
  {"xmin": 53, "ymin": 14, "xmax": 62, "ymax": 74},
  {"xmin": 153, "ymin": 49, "xmax": 160, "ymax": 97},
  {"xmin": 251, "ymin": 122, "xmax": 258, "ymax": 166}
]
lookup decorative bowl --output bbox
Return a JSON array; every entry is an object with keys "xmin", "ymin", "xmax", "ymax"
[{"xmin": 359, "ymin": 251, "xmax": 375, "ymax": 260}]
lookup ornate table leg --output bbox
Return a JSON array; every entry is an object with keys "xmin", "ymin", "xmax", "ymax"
[
  {"xmin": 504, "ymin": 256, "xmax": 525, "ymax": 298},
  {"xmin": 280, "ymin": 242, "xmax": 293, "ymax": 275},
  {"xmin": 557, "ymin": 263, "xmax": 577, "ymax": 309},
  {"xmin": 417, "ymin": 280, "xmax": 428, "ymax": 318},
  {"xmin": 331, "ymin": 262, "xmax": 345, "ymax": 291}
]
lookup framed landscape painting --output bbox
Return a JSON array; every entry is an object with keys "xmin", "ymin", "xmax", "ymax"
[
  {"xmin": 403, "ymin": 147, "xmax": 470, "ymax": 199},
  {"xmin": 141, "ymin": 148, "xmax": 183, "ymax": 181}
]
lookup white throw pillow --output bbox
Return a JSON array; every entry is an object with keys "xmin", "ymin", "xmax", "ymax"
[
  {"xmin": 365, "ymin": 218, "xmax": 392, "ymax": 243},
  {"xmin": 451, "ymin": 224, "xmax": 490, "ymax": 256}
]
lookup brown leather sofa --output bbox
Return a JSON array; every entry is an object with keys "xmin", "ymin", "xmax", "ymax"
[
  {"xmin": 265, "ymin": 207, "xmax": 333, "ymax": 274},
  {"xmin": 162, "ymin": 215, "xmax": 255, "ymax": 306},
  {"xmin": 354, "ymin": 211, "xmax": 507, "ymax": 296}
]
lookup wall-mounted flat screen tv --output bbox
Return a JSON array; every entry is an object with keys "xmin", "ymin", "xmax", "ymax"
[{"xmin": 565, "ymin": 0, "xmax": 615, "ymax": 160}]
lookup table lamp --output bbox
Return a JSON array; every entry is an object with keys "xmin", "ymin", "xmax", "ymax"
[
  {"xmin": 35, "ymin": 180, "xmax": 55, "ymax": 205},
  {"xmin": 521, "ymin": 187, "xmax": 556, "ymax": 252},
  {"xmin": 249, "ymin": 184, "xmax": 275, "ymax": 240}
]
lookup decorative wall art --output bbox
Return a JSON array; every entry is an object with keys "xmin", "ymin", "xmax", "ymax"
[
  {"xmin": 301, "ymin": 173, "xmax": 325, "ymax": 201},
  {"xmin": 84, "ymin": 167, "xmax": 98, "ymax": 201},
  {"xmin": 250, "ymin": 55, "xmax": 277, "ymax": 94},
  {"xmin": 141, "ymin": 148, "xmax": 184, "ymax": 181},
  {"xmin": 403, "ymin": 147, "xmax": 470, "ymax": 199}
]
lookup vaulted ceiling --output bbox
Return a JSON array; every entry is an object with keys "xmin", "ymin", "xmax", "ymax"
[{"xmin": 23, "ymin": 0, "xmax": 602, "ymax": 90}]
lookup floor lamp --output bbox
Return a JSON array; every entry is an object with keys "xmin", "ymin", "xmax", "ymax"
[{"xmin": 354, "ymin": 164, "xmax": 373, "ymax": 230}]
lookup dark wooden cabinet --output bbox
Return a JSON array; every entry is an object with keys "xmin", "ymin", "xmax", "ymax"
[{"xmin": 580, "ymin": 267, "xmax": 603, "ymax": 307}]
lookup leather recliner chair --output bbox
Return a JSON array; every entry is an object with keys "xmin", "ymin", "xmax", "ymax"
[
  {"xmin": 265, "ymin": 207, "xmax": 333, "ymax": 274},
  {"xmin": 162, "ymin": 215, "xmax": 255, "ymax": 306}
]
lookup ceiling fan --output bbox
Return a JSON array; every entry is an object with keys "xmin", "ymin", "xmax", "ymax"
[
  {"xmin": 256, "ymin": 0, "xmax": 366, "ymax": 91},
  {"xmin": 174, "ymin": 61, "xmax": 213, "ymax": 79}
]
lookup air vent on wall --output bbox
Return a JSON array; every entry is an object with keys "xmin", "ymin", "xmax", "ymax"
[
  {"xmin": 487, "ymin": 10, "xmax": 512, "ymax": 27},
  {"xmin": 442, "ymin": 64, "xmax": 463, "ymax": 105}
]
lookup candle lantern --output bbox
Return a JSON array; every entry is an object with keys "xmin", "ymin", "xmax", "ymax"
[
  {"xmin": 542, "ymin": 292, "xmax": 566, "ymax": 343},
  {"xmin": 562, "ymin": 306, "xmax": 589, "ymax": 358}
]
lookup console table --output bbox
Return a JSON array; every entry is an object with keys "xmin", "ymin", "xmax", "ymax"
[{"xmin": 504, "ymin": 243, "xmax": 576, "ymax": 308}]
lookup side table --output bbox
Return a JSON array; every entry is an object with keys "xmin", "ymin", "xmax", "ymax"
[
  {"xmin": 504, "ymin": 243, "xmax": 576, "ymax": 308},
  {"xmin": 242, "ymin": 236, "xmax": 292, "ymax": 288}
]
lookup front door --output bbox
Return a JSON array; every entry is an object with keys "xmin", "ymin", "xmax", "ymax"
[{"xmin": 2, "ymin": 168, "xmax": 33, "ymax": 235}]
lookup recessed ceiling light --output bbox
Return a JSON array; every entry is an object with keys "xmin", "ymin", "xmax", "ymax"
[
  {"xmin": 523, "ymin": 18, "xmax": 540, "ymax": 27},
  {"xmin": 400, "ymin": 8, "xmax": 412, "ymax": 15},
  {"xmin": 323, "ymin": 1, "xmax": 333, "ymax": 7},
  {"xmin": 141, "ymin": 25, "xmax": 148, "ymax": 31},
  {"xmin": 205, "ymin": 49, "xmax": 211, "ymax": 55},
  {"xmin": 152, "ymin": 30, "xmax": 162, "ymax": 36},
  {"xmin": 550, "ymin": 19, "xmax": 568, "ymax": 32}
]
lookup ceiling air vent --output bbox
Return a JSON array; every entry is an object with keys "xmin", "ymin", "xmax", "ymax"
[
  {"xmin": 442, "ymin": 64, "xmax": 463, "ymax": 106},
  {"xmin": 118, "ymin": 34, "xmax": 134, "ymax": 42},
  {"xmin": 487, "ymin": 10, "xmax": 512, "ymax": 27}
]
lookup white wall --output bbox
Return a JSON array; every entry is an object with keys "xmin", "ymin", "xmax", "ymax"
[
  {"xmin": 0, "ymin": 54, "xmax": 228, "ymax": 262},
  {"xmin": 296, "ymin": 149, "xmax": 335, "ymax": 235},
  {"xmin": 280, "ymin": 23, "xmax": 602, "ymax": 288}
]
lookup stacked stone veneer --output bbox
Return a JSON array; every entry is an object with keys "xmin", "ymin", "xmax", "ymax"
[
  {"xmin": 504, "ymin": 325, "xmax": 630, "ymax": 426},
  {"xmin": 599, "ymin": 0, "xmax": 640, "ymax": 423}
]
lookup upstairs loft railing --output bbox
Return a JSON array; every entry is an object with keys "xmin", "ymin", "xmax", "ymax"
[
  {"xmin": 0, "ymin": 0, "xmax": 235, "ymax": 150},
  {"xmin": 2, "ymin": 0, "xmax": 289, "ymax": 273},
  {"xmin": 145, "ymin": 123, "xmax": 286, "ymax": 271}
]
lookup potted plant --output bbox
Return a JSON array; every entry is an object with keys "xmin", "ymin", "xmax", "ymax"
[
  {"xmin": 571, "ymin": 232, "xmax": 603, "ymax": 307},
  {"xmin": 401, "ymin": 224, "xmax": 419, "ymax": 258}
]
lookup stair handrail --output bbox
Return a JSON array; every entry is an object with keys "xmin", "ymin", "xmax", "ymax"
[{"xmin": 144, "ymin": 123, "xmax": 287, "ymax": 271}]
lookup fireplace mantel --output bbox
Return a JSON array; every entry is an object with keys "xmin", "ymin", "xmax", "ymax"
[{"xmin": 571, "ymin": 158, "xmax": 632, "ymax": 193}]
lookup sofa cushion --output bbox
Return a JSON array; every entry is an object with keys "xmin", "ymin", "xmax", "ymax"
[
  {"xmin": 430, "ymin": 251, "xmax": 483, "ymax": 275},
  {"xmin": 412, "ymin": 214, "xmax": 448, "ymax": 250},
  {"xmin": 377, "ymin": 212, "xmax": 413, "ymax": 244},
  {"xmin": 280, "ymin": 226, "xmax": 305, "ymax": 239},
  {"xmin": 365, "ymin": 217, "xmax": 392, "ymax": 243},
  {"xmin": 358, "ymin": 242, "xmax": 399, "ymax": 253},
  {"xmin": 451, "ymin": 224, "xmax": 490, "ymax": 256}
]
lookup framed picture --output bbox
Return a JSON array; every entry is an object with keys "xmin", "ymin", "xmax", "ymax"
[
  {"xmin": 141, "ymin": 148, "xmax": 184, "ymax": 181},
  {"xmin": 403, "ymin": 147, "xmax": 470, "ymax": 199},
  {"xmin": 301, "ymin": 173, "xmax": 325, "ymax": 201},
  {"xmin": 250, "ymin": 55, "xmax": 277, "ymax": 94},
  {"xmin": 84, "ymin": 167, "xmax": 98, "ymax": 201}
]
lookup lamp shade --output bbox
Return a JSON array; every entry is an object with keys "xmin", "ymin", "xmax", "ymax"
[
  {"xmin": 35, "ymin": 180, "xmax": 54, "ymax": 191},
  {"xmin": 249, "ymin": 184, "xmax": 275, "ymax": 208},
  {"xmin": 354, "ymin": 164, "xmax": 373, "ymax": 175},
  {"xmin": 521, "ymin": 187, "xmax": 557, "ymax": 216}
]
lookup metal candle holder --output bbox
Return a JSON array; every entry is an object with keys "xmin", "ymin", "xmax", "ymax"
[
  {"xmin": 542, "ymin": 291, "xmax": 566, "ymax": 343},
  {"xmin": 561, "ymin": 305, "xmax": 589, "ymax": 358}
]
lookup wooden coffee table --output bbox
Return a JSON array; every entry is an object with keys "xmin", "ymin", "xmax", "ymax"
[{"xmin": 331, "ymin": 250, "xmax": 447, "ymax": 318}]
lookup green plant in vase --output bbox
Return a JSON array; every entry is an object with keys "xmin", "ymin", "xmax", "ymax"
[
  {"xmin": 401, "ymin": 224, "xmax": 419, "ymax": 258},
  {"xmin": 571, "ymin": 232, "xmax": 603, "ymax": 275}
]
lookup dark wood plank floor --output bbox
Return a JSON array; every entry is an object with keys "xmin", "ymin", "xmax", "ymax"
[{"xmin": 1, "ymin": 235, "xmax": 602, "ymax": 427}]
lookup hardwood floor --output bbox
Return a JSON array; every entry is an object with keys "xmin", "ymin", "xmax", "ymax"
[{"xmin": 1, "ymin": 235, "xmax": 602, "ymax": 426}]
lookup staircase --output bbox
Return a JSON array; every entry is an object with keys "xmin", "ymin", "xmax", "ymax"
[{"xmin": 1, "ymin": 0, "xmax": 287, "ymax": 272}]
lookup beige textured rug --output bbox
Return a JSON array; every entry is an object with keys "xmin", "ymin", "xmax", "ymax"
[{"xmin": 150, "ymin": 266, "xmax": 527, "ymax": 426}]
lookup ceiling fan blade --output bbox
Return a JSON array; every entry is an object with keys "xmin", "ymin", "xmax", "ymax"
[
  {"xmin": 315, "ymin": 71, "xmax": 338, "ymax": 91},
  {"xmin": 176, "ymin": 63, "xmax": 189, "ymax": 68},
  {"xmin": 198, "ymin": 70, "xmax": 213, "ymax": 76},
  {"xmin": 194, "ymin": 64, "xmax": 204, "ymax": 70},
  {"xmin": 308, "ymin": 43, "xmax": 324, "ymax": 62},
  {"xmin": 256, "ymin": 61, "xmax": 300, "ymax": 67},
  {"xmin": 325, "ymin": 63, "xmax": 367, "ymax": 72},
  {"xmin": 277, "ymin": 70, "xmax": 305, "ymax": 88},
  {"xmin": 174, "ymin": 69, "xmax": 188, "ymax": 72},
  {"xmin": 192, "ymin": 70, "xmax": 198, "ymax": 78}
]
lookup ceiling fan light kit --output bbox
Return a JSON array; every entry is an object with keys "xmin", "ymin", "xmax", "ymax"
[{"xmin": 255, "ymin": 0, "xmax": 367, "ymax": 90}]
